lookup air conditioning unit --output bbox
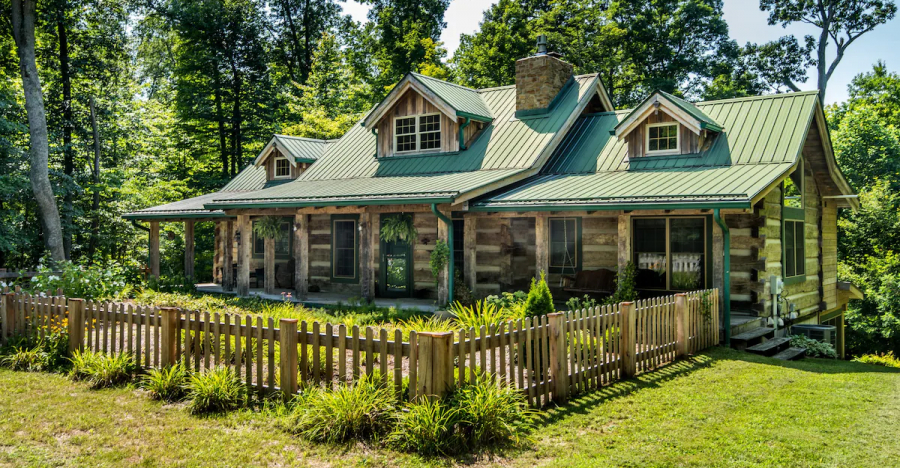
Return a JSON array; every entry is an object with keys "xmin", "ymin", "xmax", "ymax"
[{"xmin": 790, "ymin": 324, "xmax": 837, "ymax": 347}]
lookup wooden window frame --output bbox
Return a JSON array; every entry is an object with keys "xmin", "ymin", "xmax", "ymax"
[
  {"xmin": 252, "ymin": 218, "xmax": 292, "ymax": 259},
  {"xmin": 330, "ymin": 215, "xmax": 359, "ymax": 283},
  {"xmin": 548, "ymin": 217, "xmax": 582, "ymax": 275},
  {"xmin": 782, "ymin": 159, "xmax": 806, "ymax": 284},
  {"xmin": 273, "ymin": 156, "xmax": 292, "ymax": 179},
  {"xmin": 632, "ymin": 216, "xmax": 710, "ymax": 292},
  {"xmin": 394, "ymin": 113, "xmax": 441, "ymax": 154},
  {"xmin": 645, "ymin": 122, "xmax": 680, "ymax": 156}
]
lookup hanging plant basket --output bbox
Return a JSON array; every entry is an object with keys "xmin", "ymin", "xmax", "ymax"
[{"xmin": 380, "ymin": 214, "xmax": 417, "ymax": 244}]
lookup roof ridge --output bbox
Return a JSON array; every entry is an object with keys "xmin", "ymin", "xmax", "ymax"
[
  {"xmin": 297, "ymin": 167, "xmax": 524, "ymax": 183},
  {"xmin": 410, "ymin": 72, "xmax": 480, "ymax": 93},
  {"xmin": 274, "ymin": 134, "xmax": 330, "ymax": 143},
  {"xmin": 476, "ymin": 84, "xmax": 517, "ymax": 92},
  {"xmin": 695, "ymin": 90, "xmax": 819, "ymax": 107}
]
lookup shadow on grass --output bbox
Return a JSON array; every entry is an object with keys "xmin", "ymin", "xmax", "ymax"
[
  {"xmin": 533, "ymin": 352, "xmax": 718, "ymax": 427},
  {"xmin": 713, "ymin": 347, "xmax": 900, "ymax": 375}
]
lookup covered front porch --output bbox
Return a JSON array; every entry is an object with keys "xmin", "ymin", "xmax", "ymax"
[{"xmin": 194, "ymin": 283, "xmax": 438, "ymax": 311}]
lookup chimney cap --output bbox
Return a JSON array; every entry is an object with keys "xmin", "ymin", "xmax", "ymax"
[{"xmin": 536, "ymin": 34, "xmax": 548, "ymax": 55}]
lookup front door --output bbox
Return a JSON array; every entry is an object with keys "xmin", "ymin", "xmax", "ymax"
[{"xmin": 379, "ymin": 214, "xmax": 413, "ymax": 298}]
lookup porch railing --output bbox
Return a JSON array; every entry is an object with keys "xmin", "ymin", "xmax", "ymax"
[{"xmin": 1, "ymin": 287, "xmax": 719, "ymax": 406}]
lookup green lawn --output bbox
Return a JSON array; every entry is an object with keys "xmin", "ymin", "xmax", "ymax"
[{"xmin": 1, "ymin": 347, "xmax": 898, "ymax": 467}]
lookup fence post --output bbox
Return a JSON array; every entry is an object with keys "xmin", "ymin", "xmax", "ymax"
[
  {"xmin": 3, "ymin": 293, "xmax": 15, "ymax": 344},
  {"xmin": 675, "ymin": 293, "xmax": 688, "ymax": 358},
  {"xmin": 547, "ymin": 312, "xmax": 568, "ymax": 402},
  {"xmin": 620, "ymin": 302, "xmax": 636, "ymax": 378},
  {"xmin": 279, "ymin": 319, "xmax": 299, "ymax": 399},
  {"xmin": 417, "ymin": 331, "xmax": 453, "ymax": 400},
  {"xmin": 160, "ymin": 307, "xmax": 179, "ymax": 366},
  {"xmin": 67, "ymin": 298, "xmax": 85, "ymax": 354}
]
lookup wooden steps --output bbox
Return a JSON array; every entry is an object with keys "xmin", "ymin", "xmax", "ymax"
[
  {"xmin": 771, "ymin": 347, "xmax": 806, "ymax": 361},
  {"xmin": 746, "ymin": 337, "xmax": 791, "ymax": 357},
  {"xmin": 730, "ymin": 327, "xmax": 775, "ymax": 351}
]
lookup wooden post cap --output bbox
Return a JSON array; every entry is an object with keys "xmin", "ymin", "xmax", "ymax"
[
  {"xmin": 416, "ymin": 331, "xmax": 453, "ymax": 338},
  {"xmin": 67, "ymin": 298, "xmax": 84, "ymax": 303}
]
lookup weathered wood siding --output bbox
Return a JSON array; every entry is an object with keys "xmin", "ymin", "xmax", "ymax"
[
  {"xmin": 263, "ymin": 149, "xmax": 307, "ymax": 181},
  {"xmin": 625, "ymin": 112, "xmax": 701, "ymax": 158},
  {"xmin": 413, "ymin": 213, "xmax": 439, "ymax": 298},
  {"xmin": 376, "ymin": 90, "xmax": 460, "ymax": 157},
  {"xmin": 582, "ymin": 217, "xmax": 618, "ymax": 271},
  {"xmin": 821, "ymin": 199, "xmax": 838, "ymax": 309},
  {"xmin": 782, "ymin": 165, "xmax": 823, "ymax": 317}
]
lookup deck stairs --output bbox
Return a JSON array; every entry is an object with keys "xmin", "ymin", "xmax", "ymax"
[{"xmin": 730, "ymin": 322, "xmax": 807, "ymax": 361}]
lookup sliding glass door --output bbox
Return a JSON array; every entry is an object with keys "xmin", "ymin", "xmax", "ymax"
[{"xmin": 633, "ymin": 217, "xmax": 707, "ymax": 291}]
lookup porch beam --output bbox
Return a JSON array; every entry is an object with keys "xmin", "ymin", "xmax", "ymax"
[
  {"xmin": 223, "ymin": 220, "xmax": 234, "ymax": 291},
  {"xmin": 237, "ymin": 214, "xmax": 251, "ymax": 297},
  {"xmin": 149, "ymin": 221, "xmax": 160, "ymax": 279},
  {"xmin": 617, "ymin": 214, "xmax": 632, "ymax": 275},
  {"xmin": 293, "ymin": 213, "xmax": 308, "ymax": 300},
  {"xmin": 184, "ymin": 220, "xmax": 195, "ymax": 281}
]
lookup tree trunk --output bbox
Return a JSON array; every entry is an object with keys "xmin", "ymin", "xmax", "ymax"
[
  {"xmin": 58, "ymin": 9, "xmax": 74, "ymax": 260},
  {"xmin": 229, "ymin": 61, "xmax": 242, "ymax": 177},
  {"xmin": 280, "ymin": 0, "xmax": 301, "ymax": 81},
  {"xmin": 301, "ymin": 0, "xmax": 312, "ymax": 82},
  {"xmin": 213, "ymin": 66, "xmax": 229, "ymax": 178},
  {"xmin": 88, "ymin": 97, "xmax": 101, "ymax": 263},
  {"xmin": 12, "ymin": 0, "xmax": 66, "ymax": 264}
]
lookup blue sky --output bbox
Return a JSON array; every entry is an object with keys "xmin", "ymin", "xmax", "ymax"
[{"xmin": 341, "ymin": 0, "xmax": 900, "ymax": 105}]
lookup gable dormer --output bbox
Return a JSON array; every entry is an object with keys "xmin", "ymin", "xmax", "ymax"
[
  {"xmin": 254, "ymin": 134, "xmax": 328, "ymax": 181},
  {"xmin": 363, "ymin": 73, "xmax": 493, "ymax": 158},
  {"xmin": 614, "ymin": 91, "xmax": 722, "ymax": 158}
]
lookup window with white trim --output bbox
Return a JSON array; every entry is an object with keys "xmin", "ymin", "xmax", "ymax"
[
  {"xmin": 646, "ymin": 122, "xmax": 680, "ymax": 154},
  {"xmin": 274, "ymin": 156, "xmax": 291, "ymax": 178},
  {"xmin": 394, "ymin": 113, "xmax": 441, "ymax": 153}
]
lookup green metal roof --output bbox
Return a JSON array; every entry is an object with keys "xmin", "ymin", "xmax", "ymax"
[
  {"xmin": 209, "ymin": 75, "xmax": 601, "ymax": 208},
  {"xmin": 271, "ymin": 135, "xmax": 330, "ymax": 163},
  {"xmin": 474, "ymin": 91, "xmax": 821, "ymax": 210},
  {"xmin": 410, "ymin": 73, "xmax": 494, "ymax": 121},
  {"xmin": 615, "ymin": 90, "xmax": 724, "ymax": 134}
]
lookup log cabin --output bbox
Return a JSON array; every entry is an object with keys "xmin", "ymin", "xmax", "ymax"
[{"xmin": 124, "ymin": 38, "xmax": 862, "ymax": 355}]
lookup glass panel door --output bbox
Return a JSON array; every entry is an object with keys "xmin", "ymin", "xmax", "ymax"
[
  {"xmin": 634, "ymin": 218, "xmax": 667, "ymax": 289},
  {"xmin": 669, "ymin": 218, "xmax": 705, "ymax": 290},
  {"xmin": 380, "ymin": 214, "xmax": 412, "ymax": 297}
]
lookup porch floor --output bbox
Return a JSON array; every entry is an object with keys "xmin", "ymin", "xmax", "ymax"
[{"xmin": 194, "ymin": 283, "xmax": 439, "ymax": 312}]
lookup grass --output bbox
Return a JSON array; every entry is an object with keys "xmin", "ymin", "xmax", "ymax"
[{"xmin": 1, "ymin": 347, "xmax": 899, "ymax": 467}]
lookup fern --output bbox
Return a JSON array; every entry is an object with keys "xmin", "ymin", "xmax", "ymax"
[
  {"xmin": 380, "ymin": 214, "xmax": 417, "ymax": 244},
  {"xmin": 253, "ymin": 216, "xmax": 284, "ymax": 240}
]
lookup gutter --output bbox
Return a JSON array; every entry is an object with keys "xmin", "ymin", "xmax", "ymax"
[
  {"xmin": 469, "ymin": 200, "xmax": 751, "ymax": 212},
  {"xmin": 205, "ymin": 196, "xmax": 456, "ymax": 210},
  {"xmin": 713, "ymin": 209, "xmax": 731, "ymax": 344},
  {"xmin": 430, "ymin": 204, "xmax": 454, "ymax": 306}
]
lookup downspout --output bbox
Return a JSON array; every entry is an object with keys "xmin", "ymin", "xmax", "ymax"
[
  {"xmin": 431, "ymin": 204, "xmax": 454, "ymax": 306},
  {"xmin": 713, "ymin": 209, "xmax": 731, "ymax": 344},
  {"xmin": 458, "ymin": 118, "xmax": 471, "ymax": 151}
]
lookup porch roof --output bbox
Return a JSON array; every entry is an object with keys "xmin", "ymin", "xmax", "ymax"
[{"xmin": 473, "ymin": 91, "xmax": 850, "ymax": 211}]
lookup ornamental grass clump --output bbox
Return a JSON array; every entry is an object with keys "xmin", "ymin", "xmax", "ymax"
[
  {"xmin": 288, "ymin": 374, "xmax": 395, "ymax": 443},
  {"xmin": 85, "ymin": 352, "xmax": 138, "ymax": 389},
  {"xmin": 389, "ymin": 398, "xmax": 463, "ymax": 456},
  {"xmin": 68, "ymin": 349, "xmax": 102, "ymax": 381},
  {"xmin": 142, "ymin": 364, "xmax": 190, "ymax": 402},
  {"xmin": 449, "ymin": 299, "xmax": 514, "ymax": 329},
  {"xmin": 186, "ymin": 367, "xmax": 246, "ymax": 414},
  {"xmin": 0, "ymin": 346, "xmax": 48, "ymax": 372},
  {"xmin": 451, "ymin": 375, "xmax": 534, "ymax": 448}
]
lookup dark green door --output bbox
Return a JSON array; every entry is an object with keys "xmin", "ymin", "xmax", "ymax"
[{"xmin": 379, "ymin": 214, "xmax": 413, "ymax": 298}]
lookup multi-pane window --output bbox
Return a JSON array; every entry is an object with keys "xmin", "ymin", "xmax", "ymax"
[
  {"xmin": 332, "ymin": 218, "xmax": 358, "ymax": 280},
  {"xmin": 274, "ymin": 156, "xmax": 291, "ymax": 178},
  {"xmin": 633, "ymin": 217, "xmax": 706, "ymax": 291},
  {"xmin": 452, "ymin": 219, "xmax": 465, "ymax": 275},
  {"xmin": 549, "ymin": 218, "xmax": 580, "ymax": 274},
  {"xmin": 394, "ymin": 114, "xmax": 441, "ymax": 153},
  {"xmin": 784, "ymin": 220, "xmax": 805, "ymax": 278},
  {"xmin": 646, "ymin": 123, "xmax": 679, "ymax": 153},
  {"xmin": 252, "ymin": 219, "xmax": 291, "ymax": 257}
]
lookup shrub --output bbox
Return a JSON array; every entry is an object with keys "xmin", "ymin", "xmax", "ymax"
[
  {"xmin": 853, "ymin": 352, "xmax": 900, "ymax": 368},
  {"xmin": 604, "ymin": 261, "xmax": 638, "ymax": 306},
  {"xmin": 187, "ymin": 367, "xmax": 246, "ymax": 414},
  {"xmin": 429, "ymin": 240, "xmax": 450, "ymax": 287},
  {"xmin": 484, "ymin": 291, "xmax": 527, "ymax": 310},
  {"xmin": 143, "ymin": 364, "xmax": 190, "ymax": 402},
  {"xmin": 789, "ymin": 335, "xmax": 838, "ymax": 359},
  {"xmin": 27, "ymin": 260, "xmax": 131, "ymax": 300},
  {"xmin": 566, "ymin": 294, "xmax": 599, "ymax": 312},
  {"xmin": 288, "ymin": 375, "xmax": 395, "ymax": 443},
  {"xmin": 389, "ymin": 398, "xmax": 462, "ymax": 456},
  {"xmin": 524, "ymin": 271, "xmax": 554, "ymax": 318},
  {"xmin": 86, "ymin": 353, "xmax": 138, "ymax": 389},
  {"xmin": 452, "ymin": 271, "xmax": 476, "ymax": 307},
  {"xmin": 452, "ymin": 375, "xmax": 534, "ymax": 448},
  {"xmin": 0, "ymin": 346, "xmax": 48, "ymax": 372}
]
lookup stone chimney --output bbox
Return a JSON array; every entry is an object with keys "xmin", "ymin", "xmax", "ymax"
[{"xmin": 515, "ymin": 35, "xmax": 574, "ymax": 113}]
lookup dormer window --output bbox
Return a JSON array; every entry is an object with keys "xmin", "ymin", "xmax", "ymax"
[
  {"xmin": 646, "ymin": 122, "xmax": 680, "ymax": 155},
  {"xmin": 395, "ymin": 113, "xmax": 441, "ymax": 153},
  {"xmin": 274, "ymin": 156, "xmax": 291, "ymax": 179}
]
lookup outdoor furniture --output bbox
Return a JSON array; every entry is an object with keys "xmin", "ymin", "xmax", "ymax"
[
  {"xmin": 562, "ymin": 268, "xmax": 616, "ymax": 296},
  {"xmin": 252, "ymin": 268, "xmax": 264, "ymax": 288}
]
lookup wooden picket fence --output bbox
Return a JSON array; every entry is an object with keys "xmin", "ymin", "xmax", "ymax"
[{"xmin": 0, "ymin": 288, "xmax": 720, "ymax": 406}]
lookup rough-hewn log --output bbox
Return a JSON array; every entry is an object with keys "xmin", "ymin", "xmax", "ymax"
[
  {"xmin": 149, "ymin": 221, "xmax": 160, "ymax": 279},
  {"xmin": 264, "ymin": 237, "xmax": 275, "ymax": 294},
  {"xmin": 223, "ymin": 219, "xmax": 234, "ymax": 291},
  {"xmin": 236, "ymin": 214, "xmax": 251, "ymax": 297},
  {"xmin": 293, "ymin": 213, "xmax": 308, "ymax": 300},
  {"xmin": 534, "ymin": 214, "xmax": 548, "ymax": 278},
  {"xmin": 184, "ymin": 220, "xmax": 195, "ymax": 280},
  {"xmin": 359, "ymin": 213, "xmax": 373, "ymax": 301},
  {"xmin": 464, "ymin": 217, "xmax": 477, "ymax": 291}
]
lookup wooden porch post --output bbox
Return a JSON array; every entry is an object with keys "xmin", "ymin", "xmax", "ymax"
[
  {"xmin": 184, "ymin": 220, "xmax": 195, "ymax": 281},
  {"xmin": 223, "ymin": 219, "xmax": 234, "ymax": 291},
  {"xmin": 359, "ymin": 213, "xmax": 373, "ymax": 302},
  {"xmin": 236, "ymin": 214, "xmax": 251, "ymax": 297},
  {"xmin": 293, "ymin": 213, "xmax": 309, "ymax": 300},
  {"xmin": 149, "ymin": 221, "xmax": 160, "ymax": 279},
  {"xmin": 464, "ymin": 216, "xmax": 477, "ymax": 292},
  {"xmin": 535, "ymin": 214, "xmax": 548, "ymax": 278},
  {"xmin": 437, "ymin": 217, "xmax": 450, "ymax": 305},
  {"xmin": 617, "ymin": 214, "xmax": 632, "ymax": 275},
  {"xmin": 264, "ymin": 237, "xmax": 275, "ymax": 294}
]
